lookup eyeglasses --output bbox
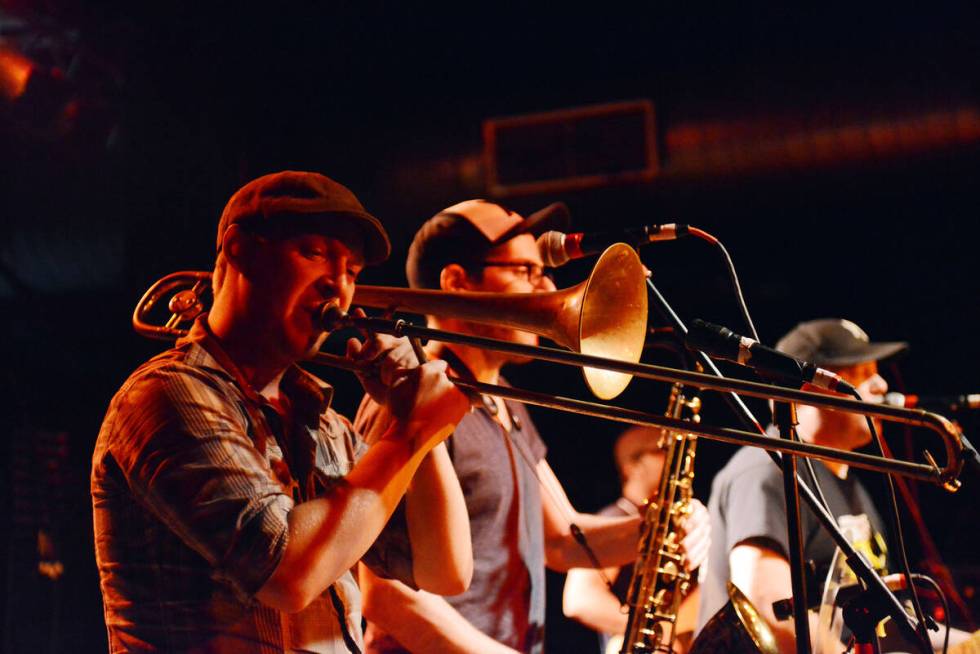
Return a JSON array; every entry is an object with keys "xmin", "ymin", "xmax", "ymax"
[{"xmin": 476, "ymin": 261, "xmax": 554, "ymax": 285}]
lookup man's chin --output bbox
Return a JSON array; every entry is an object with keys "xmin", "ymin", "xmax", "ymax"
[{"xmin": 283, "ymin": 329, "xmax": 327, "ymax": 363}]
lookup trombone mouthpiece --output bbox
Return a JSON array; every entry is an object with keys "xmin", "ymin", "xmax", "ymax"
[{"xmin": 319, "ymin": 302, "xmax": 349, "ymax": 331}]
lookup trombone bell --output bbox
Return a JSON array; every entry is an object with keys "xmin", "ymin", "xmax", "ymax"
[
  {"xmin": 578, "ymin": 243, "xmax": 649, "ymax": 399},
  {"xmin": 352, "ymin": 243, "xmax": 648, "ymax": 400}
]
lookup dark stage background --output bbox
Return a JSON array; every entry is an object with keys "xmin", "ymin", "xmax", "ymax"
[{"xmin": 2, "ymin": 5, "xmax": 979, "ymax": 652}]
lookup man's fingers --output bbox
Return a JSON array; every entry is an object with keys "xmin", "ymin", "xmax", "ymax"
[
  {"xmin": 680, "ymin": 517, "xmax": 709, "ymax": 548},
  {"xmin": 686, "ymin": 547, "xmax": 709, "ymax": 569},
  {"xmin": 350, "ymin": 307, "xmax": 368, "ymax": 336},
  {"xmin": 680, "ymin": 525, "xmax": 704, "ymax": 551},
  {"xmin": 681, "ymin": 527, "xmax": 710, "ymax": 568},
  {"xmin": 677, "ymin": 499, "xmax": 710, "ymax": 569},
  {"xmin": 680, "ymin": 500, "xmax": 711, "ymax": 550},
  {"xmin": 681, "ymin": 519, "xmax": 709, "ymax": 546},
  {"xmin": 391, "ymin": 359, "xmax": 448, "ymax": 389},
  {"xmin": 423, "ymin": 359, "xmax": 448, "ymax": 374},
  {"xmin": 376, "ymin": 341, "xmax": 419, "ymax": 387},
  {"xmin": 387, "ymin": 338, "xmax": 420, "ymax": 368}
]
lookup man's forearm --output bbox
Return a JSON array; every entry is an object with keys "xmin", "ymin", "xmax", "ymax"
[
  {"xmin": 360, "ymin": 565, "xmax": 519, "ymax": 654},
  {"xmin": 405, "ymin": 442, "xmax": 472, "ymax": 594},
  {"xmin": 563, "ymin": 567, "xmax": 628, "ymax": 635},
  {"xmin": 259, "ymin": 421, "xmax": 454, "ymax": 611},
  {"xmin": 538, "ymin": 460, "xmax": 640, "ymax": 571},
  {"xmin": 546, "ymin": 512, "xmax": 640, "ymax": 571},
  {"xmin": 729, "ymin": 543, "xmax": 847, "ymax": 654}
]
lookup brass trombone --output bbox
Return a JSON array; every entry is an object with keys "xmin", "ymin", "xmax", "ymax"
[{"xmin": 132, "ymin": 245, "xmax": 966, "ymax": 491}]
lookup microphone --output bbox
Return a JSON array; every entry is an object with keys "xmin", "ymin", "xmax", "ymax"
[
  {"xmin": 884, "ymin": 392, "xmax": 980, "ymax": 412},
  {"xmin": 536, "ymin": 224, "xmax": 689, "ymax": 267},
  {"xmin": 686, "ymin": 319, "xmax": 853, "ymax": 393}
]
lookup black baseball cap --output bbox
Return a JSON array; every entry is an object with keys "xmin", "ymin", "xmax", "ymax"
[
  {"xmin": 217, "ymin": 171, "xmax": 391, "ymax": 264},
  {"xmin": 776, "ymin": 318, "xmax": 908, "ymax": 367},
  {"xmin": 406, "ymin": 199, "xmax": 570, "ymax": 289}
]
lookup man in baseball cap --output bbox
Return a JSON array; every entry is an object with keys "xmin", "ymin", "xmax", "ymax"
[
  {"xmin": 355, "ymin": 199, "xmax": 704, "ymax": 654},
  {"xmin": 699, "ymin": 318, "xmax": 906, "ymax": 652},
  {"xmin": 93, "ymin": 171, "xmax": 472, "ymax": 653},
  {"xmin": 404, "ymin": 198, "xmax": 570, "ymax": 289}
]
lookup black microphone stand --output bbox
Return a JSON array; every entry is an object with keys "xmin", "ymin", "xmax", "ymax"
[
  {"xmin": 772, "ymin": 400, "xmax": 813, "ymax": 652},
  {"xmin": 841, "ymin": 587, "xmax": 887, "ymax": 654},
  {"xmin": 645, "ymin": 279, "xmax": 930, "ymax": 654}
]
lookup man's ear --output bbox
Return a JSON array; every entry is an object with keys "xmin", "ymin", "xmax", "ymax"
[
  {"xmin": 220, "ymin": 224, "xmax": 253, "ymax": 273},
  {"xmin": 619, "ymin": 461, "xmax": 635, "ymax": 484},
  {"xmin": 439, "ymin": 263, "xmax": 471, "ymax": 292}
]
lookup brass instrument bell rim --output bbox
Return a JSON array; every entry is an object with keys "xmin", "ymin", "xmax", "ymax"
[
  {"xmin": 578, "ymin": 243, "xmax": 649, "ymax": 400},
  {"xmin": 726, "ymin": 581, "xmax": 781, "ymax": 654}
]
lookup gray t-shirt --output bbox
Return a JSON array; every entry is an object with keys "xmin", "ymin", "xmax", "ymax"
[
  {"xmin": 356, "ymin": 378, "xmax": 548, "ymax": 654},
  {"xmin": 698, "ymin": 445, "xmax": 887, "ymax": 634}
]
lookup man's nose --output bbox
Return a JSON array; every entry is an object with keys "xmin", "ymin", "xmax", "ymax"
[
  {"xmin": 534, "ymin": 275, "xmax": 557, "ymax": 293},
  {"xmin": 865, "ymin": 373, "xmax": 888, "ymax": 397},
  {"xmin": 317, "ymin": 267, "xmax": 344, "ymax": 297}
]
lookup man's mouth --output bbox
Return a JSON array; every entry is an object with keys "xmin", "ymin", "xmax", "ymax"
[{"xmin": 315, "ymin": 300, "xmax": 345, "ymax": 332}]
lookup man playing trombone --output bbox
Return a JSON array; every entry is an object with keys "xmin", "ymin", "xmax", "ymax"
[
  {"xmin": 91, "ymin": 171, "xmax": 473, "ymax": 653},
  {"xmin": 354, "ymin": 199, "xmax": 711, "ymax": 654}
]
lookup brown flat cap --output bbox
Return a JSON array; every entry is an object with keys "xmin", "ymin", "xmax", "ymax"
[{"xmin": 217, "ymin": 171, "xmax": 391, "ymax": 264}]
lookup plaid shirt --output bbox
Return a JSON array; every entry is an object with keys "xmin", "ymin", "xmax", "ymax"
[{"xmin": 92, "ymin": 319, "xmax": 414, "ymax": 653}]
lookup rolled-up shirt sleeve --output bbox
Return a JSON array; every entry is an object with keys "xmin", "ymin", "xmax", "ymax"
[{"xmin": 108, "ymin": 363, "xmax": 294, "ymax": 599}]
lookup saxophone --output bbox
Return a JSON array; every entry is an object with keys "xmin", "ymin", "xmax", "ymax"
[
  {"xmin": 614, "ymin": 383, "xmax": 779, "ymax": 654},
  {"xmin": 616, "ymin": 382, "xmax": 702, "ymax": 654}
]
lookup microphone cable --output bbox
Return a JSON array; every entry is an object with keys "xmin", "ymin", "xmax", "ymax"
[
  {"xmin": 912, "ymin": 573, "xmax": 950, "ymax": 654},
  {"xmin": 685, "ymin": 226, "xmax": 759, "ymax": 345},
  {"xmin": 674, "ymin": 226, "xmax": 837, "ymax": 520}
]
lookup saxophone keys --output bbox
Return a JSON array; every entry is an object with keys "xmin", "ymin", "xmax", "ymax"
[
  {"xmin": 658, "ymin": 561, "xmax": 680, "ymax": 582},
  {"xmin": 649, "ymin": 613, "xmax": 678, "ymax": 622}
]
